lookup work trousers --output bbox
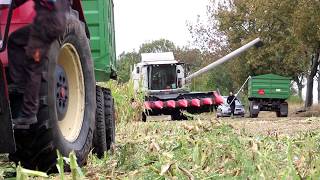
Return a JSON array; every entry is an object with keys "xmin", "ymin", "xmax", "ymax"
[
  {"xmin": 8, "ymin": 26, "xmax": 44, "ymax": 117},
  {"xmin": 230, "ymin": 105, "xmax": 235, "ymax": 116}
]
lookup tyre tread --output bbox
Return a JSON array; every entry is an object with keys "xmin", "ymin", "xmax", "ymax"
[
  {"xmin": 93, "ymin": 86, "xmax": 107, "ymax": 158},
  {"xmin": 102, "ymin": 88, "xmax": 115, "ymax": 150}
]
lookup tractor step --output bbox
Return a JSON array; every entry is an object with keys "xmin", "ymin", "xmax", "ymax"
[{"xmin": 13, "ymin": 124, "xmax": 30, "ymax": 130}]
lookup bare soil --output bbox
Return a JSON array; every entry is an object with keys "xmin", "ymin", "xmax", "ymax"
[
  {"xmin": 224, "ymin": 117, "xmax": 320, "ymax": 136},
  {"xmin": 149, "ymin": 104, "xmax": 320, "ymax": 137},
  {"xmin": 190, "ymin": 103, "xmax": 320, "ymax": 136}
]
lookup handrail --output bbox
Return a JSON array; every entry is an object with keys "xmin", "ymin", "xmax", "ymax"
[{"xmin": 0, "ymin": 2, "xmax": 14, "ymax": 52}]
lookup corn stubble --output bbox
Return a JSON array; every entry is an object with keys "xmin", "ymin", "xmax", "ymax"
[{"xmin": 85, "ymin": 115, "xmax": 320, "ymax": 179}]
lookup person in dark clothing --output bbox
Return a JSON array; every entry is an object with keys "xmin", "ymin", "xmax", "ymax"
[
  {"xmin": 8, "ymin": 0, "xmax": 68, "ymax": 125},
  {"xmin": 227, "ymin": 91, "xmax": 237, "ymax": 117}
]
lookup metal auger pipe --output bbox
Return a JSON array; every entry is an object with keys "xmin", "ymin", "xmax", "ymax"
[{"xmin": 186, "ymin": 38, "xmax": 262, "ymax": 82}]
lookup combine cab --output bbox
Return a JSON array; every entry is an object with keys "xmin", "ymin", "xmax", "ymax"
[
  {"xmin": 0, "ymin": 0, "xmax": 116, "ymax": 171},
  {"xmin": 133, "ymin": 39, "xmax": 262, "ymax": 121}
]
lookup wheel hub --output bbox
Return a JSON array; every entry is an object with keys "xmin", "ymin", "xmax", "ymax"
[
  {"xmin": 55, "ymin": 65, "xmax": 69, "ymax": 121},
  {"xmin": 56, "ymin": 43, "xmax": 85, "ymax": 143}
]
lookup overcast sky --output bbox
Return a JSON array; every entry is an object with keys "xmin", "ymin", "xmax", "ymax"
[{"xmin": 114, "ymin": 0, "xmax": 208, "ymax": 55}]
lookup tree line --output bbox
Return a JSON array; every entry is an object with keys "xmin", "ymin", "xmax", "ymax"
[{"xmin": 189, "ymin": 0, "xmax": 320, "ymax": 107}]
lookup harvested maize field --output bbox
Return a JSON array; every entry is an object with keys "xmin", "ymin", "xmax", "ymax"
[{"xmin": 85, "ymin": 115, "xmax": 320, "ymax": 179}]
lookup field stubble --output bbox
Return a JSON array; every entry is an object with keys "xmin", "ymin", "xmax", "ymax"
[{"xmin": 82, "ymin": 111, "xmax": 320, "ymax": 179}]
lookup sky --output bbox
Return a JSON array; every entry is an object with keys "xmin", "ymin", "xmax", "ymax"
[{"xmin": 114, "ymin": 0, "xmax": 208, "ymax": 56}]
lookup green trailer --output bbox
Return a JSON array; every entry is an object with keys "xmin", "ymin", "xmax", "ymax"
[
  {"xmin": 248, "ymin": 74, "xmax": 291, "ymax": 118},
  {"xmin": 82, "ymin": 0, "xmax": 117, "ymax": 157},
  {"xmin": 82, "ymin": 0, "xmax": 117, "ymax": 82}
]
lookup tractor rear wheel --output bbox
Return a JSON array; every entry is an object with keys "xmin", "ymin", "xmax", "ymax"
[{"xmin": 9, "ymin": 11, "xmax": 96, "ymax": 172}]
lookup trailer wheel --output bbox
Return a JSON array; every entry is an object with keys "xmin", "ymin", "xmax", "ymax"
[
  {"xmin": 9, "ymin": 12, "xmax": 95, "ymax": 171},
  {"xmin": 249, "ymin": 101, "xmax": 259, "ymax": 118},
  {"xmin": 277, "ymin": 102, "xmax": 288, "ymax": 117},
  {"xmin": 93, "ymin": 86, "xmax": 107, "ymax": 158},
  {"xmin": 249, "ymin": 111, "xmax": 258, "ymax": 118},
  {"xmin": 102, "ymin": 88, "xmax": 116, "ymax": 150}
]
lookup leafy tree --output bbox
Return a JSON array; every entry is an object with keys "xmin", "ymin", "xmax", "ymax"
[
  {"xmin": 139, "ymin": 39, "xmax": 176, "ymax": 54},
  {"xmin": 206, "ymin": 64, "xmax": 234, "ymax": 94},
  {"xmin": 174, "ymin": 47, "xmax": 203, "ymax": 71},
  {"xmin": 117, "ymin": 51, "xmax": 139, "ymax": 83},
  {"xmin": 189, "ymin": 0, "xmax": 312, "ymax": 101},
  {"xmin": 191, "ymin": 50, "xmax": 235, "ymax": 93},
  {"xmin": 292, "ymin": 0, "xmax": 320, "ymax": 107}
]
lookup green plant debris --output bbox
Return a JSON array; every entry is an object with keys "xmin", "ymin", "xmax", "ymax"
[{"xmin": 16, "ymin": 163, "xmax": 48, "ymax": 179}]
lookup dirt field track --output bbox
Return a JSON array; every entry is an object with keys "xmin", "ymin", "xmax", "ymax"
[
  {"xmin": 149, "ymin": 109, "xmax": 320, "ymax": 136},
  {"xmin": 224, "ymin": 117, "xmax": 320, "ymax": 135}
]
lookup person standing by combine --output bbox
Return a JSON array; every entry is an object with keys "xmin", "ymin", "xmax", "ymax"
[{"xmin": 227, "ymin": 91, "xmax": 237, "ymax": 118}]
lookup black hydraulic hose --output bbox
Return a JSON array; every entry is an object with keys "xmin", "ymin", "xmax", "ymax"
[{"xmin": 0, "ymin": 2, "xmax": 14, "ymax": 53}]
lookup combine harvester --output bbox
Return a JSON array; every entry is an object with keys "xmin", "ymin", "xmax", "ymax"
[{"xmin": 132, "ymin": 38, "xmax": 262, "ymax": 121}]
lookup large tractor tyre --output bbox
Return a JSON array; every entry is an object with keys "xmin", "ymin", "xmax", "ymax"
[
  {"xmin": 102, "ymin": 88, "xmax": 116, "ymax": 150},
  {"xmin": 9, "ymin": 11, "xmax": 96, "ymax": 172},
  {"xmin": 93, "ymin": 86, "xmax": 107, "ymax": 158}
]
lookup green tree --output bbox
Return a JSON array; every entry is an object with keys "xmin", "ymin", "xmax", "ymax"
[
  {"xmin": 117, "ymin": 51, "xmax": 140, "ymax": 83},
  {"xmin": 189, "ymin": 0, "xmax": 311, "ymax": 99},
  {"xmin": 139, "ymin": 39, "xmax": 176, "ymax": 53},
  {"xmin": 292, "ymin": 0, "xmax": 320, "ymax": 107},
  {"xmin": 174, "ymin": 47, "xmax": 203, "ymax": 71},
  {"xmin": 180, "ymin": 49, "xmax": 235, "ymax": 93}
]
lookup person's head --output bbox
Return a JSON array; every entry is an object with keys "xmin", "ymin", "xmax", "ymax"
[{"xmin": 229, "ymin": 91, "xmax": 233, "ymax": 96}]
